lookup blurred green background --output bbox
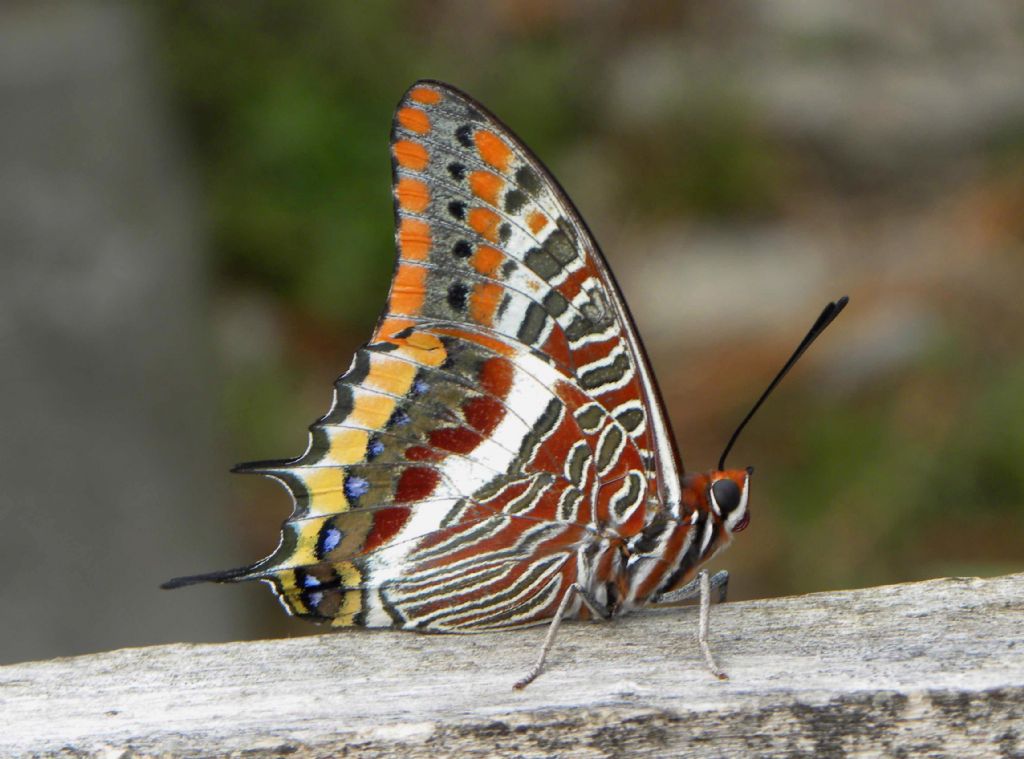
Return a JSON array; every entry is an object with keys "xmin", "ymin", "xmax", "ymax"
[{"xmin": 2, "ymin": 1, "xmax": 1021, "ymax": 661}]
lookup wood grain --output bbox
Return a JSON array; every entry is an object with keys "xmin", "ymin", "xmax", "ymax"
[{"xmin": 2, "ymin": 573, "xmax": 1022, "ymax": 757}]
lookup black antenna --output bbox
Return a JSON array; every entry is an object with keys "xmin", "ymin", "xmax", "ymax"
[{"xmin": 718, "ymin": 296, "xmax": 848, "ymax": 471}]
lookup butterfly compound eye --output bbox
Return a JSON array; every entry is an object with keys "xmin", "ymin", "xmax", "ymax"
[{"xmin": 711, "ymin": 478, "xmax": 742, "ymax": 515}]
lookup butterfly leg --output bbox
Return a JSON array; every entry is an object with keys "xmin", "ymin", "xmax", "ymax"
[
  {"xmin": 697, "ymin": 570, "xmax": 728, "ymax": 680},
  {"xmin": 652, "ymin": 570, "xmax": 730, "ymax": 680},
  {"xmin": 513, "ymin": 582, "xmax": 611, "ymax": 690}
]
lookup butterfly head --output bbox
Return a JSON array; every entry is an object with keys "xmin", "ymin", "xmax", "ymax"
[{"xmin": 707, "ymin": 466, "xmax": 753, "ymax": 533}]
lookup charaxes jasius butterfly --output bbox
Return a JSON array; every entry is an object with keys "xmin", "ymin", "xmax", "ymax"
[{"xmin": 165, "ymin": 80, "xmax": 847, "ymax": 688}]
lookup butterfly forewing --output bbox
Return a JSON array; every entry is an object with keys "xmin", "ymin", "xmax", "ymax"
[
  {"xmin": 387, "ymin": 82, "xmax": 682, "ymax": 496},
  {"xmin": 229, "ymin": 81, "xmax": 683, "ymax": 631}
]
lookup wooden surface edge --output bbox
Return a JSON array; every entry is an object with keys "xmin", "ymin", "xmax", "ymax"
[{"xmin": 2, "ymin": 573, "xmax": 1022, "ymax": 757}]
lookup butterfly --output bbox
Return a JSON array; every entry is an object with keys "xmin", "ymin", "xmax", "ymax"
[{"xmin": 164, "ymin": 80, "xmax": 847, "ymax": 688}]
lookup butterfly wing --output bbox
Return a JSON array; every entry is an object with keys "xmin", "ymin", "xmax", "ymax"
[
  {"xmin": 385, "ymin": 81, "xmax": 683, "ymax": 501},
  {"xmin": 166, "ymin": 81, "xmax": 683, "ymax": 631}
]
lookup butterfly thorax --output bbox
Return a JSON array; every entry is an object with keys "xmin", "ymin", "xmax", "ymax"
[{"xmin": 618, "ymin": 469, "xmax": 751, "ymax": 611}]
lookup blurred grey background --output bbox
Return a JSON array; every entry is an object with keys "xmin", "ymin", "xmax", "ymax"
[{"xmin": 1, "ymin": 1, "xmax": 1022, "ymax": 665}]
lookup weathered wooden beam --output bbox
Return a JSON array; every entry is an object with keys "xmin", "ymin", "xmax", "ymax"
[{"xmin": 2, "ymin": 573, "xmax": 1022, "ymax": 757}]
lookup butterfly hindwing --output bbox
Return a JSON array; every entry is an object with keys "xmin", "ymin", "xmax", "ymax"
[{"xmin": 240, "ymin": 324, "xmax": 644, "ymax": 629}]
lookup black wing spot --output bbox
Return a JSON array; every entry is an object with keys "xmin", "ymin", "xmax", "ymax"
[
  {"xmin": 504, "ymin": 189, "xmax": 527, "ymax": 214},
  {"xmin": 452, "ymin": 239, "xmax": 473, "ymax": 258},
  {"xmin": 515, "ymin": 166, "xmax": 542, "ymax": 196},
  {"xmin": 448, "ymin": 201, "xmax": 466, "ymax": 220},
  {"xmin": 455, "ymin": 125, "xmax": 474, "ymax": 147},
  {"xmin": 447, "ymin": 282, "xmax": 470, "ymax": 312},
  {"xmin": 448, "ymin": 162, "xmax": 466, "ymax": 181}
]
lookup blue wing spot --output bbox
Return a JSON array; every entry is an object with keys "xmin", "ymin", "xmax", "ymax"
[
  {"xmin": 320, "ymin": 526, "xmax": 342, "ymax": 554},
  {"xmin": 367, "ymin": 437, "xmax": 385, "ymax": 460},
  {"xmin": 344, "ymin": 475, "xmax": 371, "ymax": 501},
  {"xmin": 388, "ymin": 408, "xmax": 411, "ymax": 428},
  {"xmin": 412, "ymin": 379, "xmax": 430, "ymax": 396}
]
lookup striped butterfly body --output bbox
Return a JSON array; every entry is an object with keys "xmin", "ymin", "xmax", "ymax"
[{"xmin": 166, "ymin": 81, "xmax": 847, "ymax": 686}]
